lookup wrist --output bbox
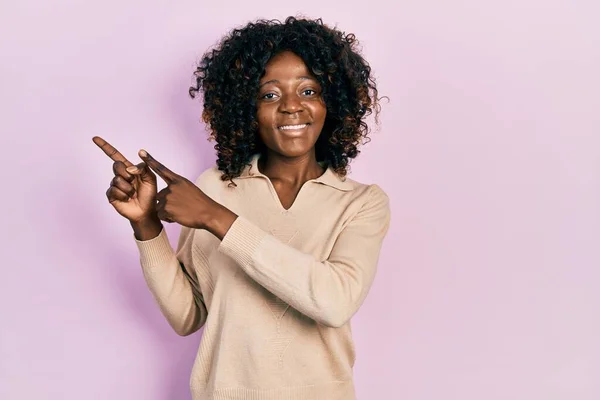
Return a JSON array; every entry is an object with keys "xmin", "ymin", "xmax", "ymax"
[
  {"xmin": 130, "ymin": 214, "xmax": 163, "ymax": 241},
  {"xmin": 203, "ymin": 203, "xmax": 237, "ymax": 240}
]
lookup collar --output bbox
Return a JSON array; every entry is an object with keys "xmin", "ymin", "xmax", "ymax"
[{"xmin": 236, "ymin": 154, "xmax": 354, "ymax": 192}]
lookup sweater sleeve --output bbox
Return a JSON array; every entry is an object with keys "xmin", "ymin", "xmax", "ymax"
[
  {"xmin": 217, "ymin": 184, "xmax": 391, "ymax": 328},
  {"xmin": 134, "ymin": 225, "xmax": 208, "ymax": 336}
]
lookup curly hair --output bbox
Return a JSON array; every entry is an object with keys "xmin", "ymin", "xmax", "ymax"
[{"xmin": 189, "ymin": 16, "xmax": 380, "ymax": 182}]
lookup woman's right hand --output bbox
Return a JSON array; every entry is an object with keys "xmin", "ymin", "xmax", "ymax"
[{"xmin": 92, "ymin": 136, "xmax": 158, "ymax": 223}]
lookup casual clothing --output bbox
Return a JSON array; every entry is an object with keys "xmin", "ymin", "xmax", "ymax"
[{"xmin": 134, "ymin": 154, "xmax": 391, "ymax": 400}]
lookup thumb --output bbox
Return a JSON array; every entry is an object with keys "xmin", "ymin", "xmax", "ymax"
[{"xmin": 126, "ymin": 162, "xmax": 156, "ymax": 185}]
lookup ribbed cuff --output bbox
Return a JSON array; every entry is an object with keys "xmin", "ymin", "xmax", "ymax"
[
  {"xmin": 218, "ymin": 216, "xmax": 267, "ymax": 267},
  {"xmin": 133, "ymin": 227, "xmax": 175, "ymax": 267}
]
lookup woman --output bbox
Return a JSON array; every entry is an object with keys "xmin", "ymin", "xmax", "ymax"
[{"xmin": 94, "ymin": 16, "xmax": 390, "ymax": 400}]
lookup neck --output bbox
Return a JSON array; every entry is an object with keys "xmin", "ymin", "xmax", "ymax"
[{"xmin": 258, "ymin": 150, "xmax": 325, "ymax": 186}]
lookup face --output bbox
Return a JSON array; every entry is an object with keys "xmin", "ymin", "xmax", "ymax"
[{"xmin": 256, "ymin": 51, "xmax": 327, "ymax": 159}]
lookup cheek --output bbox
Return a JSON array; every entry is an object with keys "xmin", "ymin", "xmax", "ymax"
[
  {"xmin": 256, "ymin": 105, "xmax": 275, "ymax": 126},
  {"xmin": 256, "ymin": 107, "xmax": 274, "ymax": 144},
  {"xmin": 311, "ymin": 102, "xmax": 327, "ymax": 126}
]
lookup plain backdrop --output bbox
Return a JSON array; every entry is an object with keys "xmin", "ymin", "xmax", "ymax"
[{"xmin": 1, "ymin": 0, "xmax": 599, "ymax": 399}]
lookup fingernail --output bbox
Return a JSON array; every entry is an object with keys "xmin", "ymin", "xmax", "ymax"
[
  {"xmin": 139, "ymin": 149, "xmax": 148, "ymax": 157},
  {"xmin": 126, "ymin": 166, "xmax": 139, "ymax": 174}
]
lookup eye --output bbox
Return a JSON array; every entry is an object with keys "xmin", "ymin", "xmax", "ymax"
[
  {"xmin": 301, "ymin": 89, "xmax": 318, "ymax": 96},
  {"xmin": 260, "ymin": 92, "xmax": 278, "ymax": 100}
]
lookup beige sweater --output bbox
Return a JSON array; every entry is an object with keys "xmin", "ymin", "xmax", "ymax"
[{"xmin": 134, "ymin": 154, "xmax": 391, "ymax": 400}]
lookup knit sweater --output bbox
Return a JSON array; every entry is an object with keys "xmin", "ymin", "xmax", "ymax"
[{"xmin": 134, "ymin": 154, "xmax": 391, "ymax": 400}]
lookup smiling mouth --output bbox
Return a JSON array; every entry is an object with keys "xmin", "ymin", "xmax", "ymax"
[{"xmin": 278, "ymin": 123, "xmax": 309, "ymax": 130}]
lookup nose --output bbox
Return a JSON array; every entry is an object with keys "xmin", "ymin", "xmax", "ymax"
[{"xmin": 278, "ymin": 93, "xmax": 303, "ymax": 114}]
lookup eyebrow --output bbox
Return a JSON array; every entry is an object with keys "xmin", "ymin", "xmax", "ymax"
[{"xmin": 258, "ymin": 76, "xmax": 315, "ymax": 89}]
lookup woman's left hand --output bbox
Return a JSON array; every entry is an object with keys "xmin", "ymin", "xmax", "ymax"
[{"xmin": 128, "ymin": 149, "xmax": 219, "ymax": 229}]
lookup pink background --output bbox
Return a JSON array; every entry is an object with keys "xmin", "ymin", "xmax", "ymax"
[{"xmin": 1, "ymin": 1, "xmax": 599, "ymax": 399}]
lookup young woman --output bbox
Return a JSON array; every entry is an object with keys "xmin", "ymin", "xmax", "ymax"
[{"xmin": 94, "ymin": 16, "xmax": 390, "ymax": 400}]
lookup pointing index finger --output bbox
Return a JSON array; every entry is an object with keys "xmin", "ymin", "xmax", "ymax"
[
  {"xmin": 139, "ymin": 149, "xmax": 178, "ymax": 183},
  {"xmin": 92, "ymin": 136, "xmax": 133, "ymax": 167}
]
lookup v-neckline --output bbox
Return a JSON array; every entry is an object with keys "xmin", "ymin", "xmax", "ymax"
[
  {"xmin": 255, "ymin": 157, "xmax": 327, "ymax": 212},
  {"xmin": 263, "ymin": 177, "xmax": 311, "ymax": 212}
]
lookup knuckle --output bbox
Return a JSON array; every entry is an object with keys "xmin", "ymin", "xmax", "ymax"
[{"xmin": 112, "ymin": 161, "xmax": 122, "ymax": 173}]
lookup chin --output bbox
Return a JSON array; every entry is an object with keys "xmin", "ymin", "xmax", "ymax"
[
  {"xmin": 264, "ymin": 137, "xmax": 318, "ymax": 159},
  {"xmin": 276, "ymin": 147, "xmax": 314, "ymax": 158}
]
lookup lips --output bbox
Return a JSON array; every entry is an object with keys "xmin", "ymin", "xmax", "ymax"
[{"xmin": 278, "ymin": 123, "xmax": 310, "ymax": 130}]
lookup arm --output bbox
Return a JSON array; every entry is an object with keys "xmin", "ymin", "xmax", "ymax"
[
  {"xmin": 130, "ymin": 153, "xmax": 389, "ymax": 328},
  {"xmin": 216, "ymin": 185, "xmax": 391, "ymax": 328},
  {"xmin": 134, "ymin": 224, "xmax": 208, "ymax": 336},
  {"xmin": 93, "ymin": 138, "xmax": 209, "ymax": 336}
]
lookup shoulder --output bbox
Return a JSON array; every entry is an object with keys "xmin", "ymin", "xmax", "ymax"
[
  {"xmin": 366, "ymin": 183, "xmax": 390, "ymax": 209},
  {"xmin": 341, "ymin": 176, "xmax": 390, "ymax": 206},
  {"xmin": 331, "ymin": 178, "xmax": 391, "ymax": 235},
  {"xmin": 362, "ymin": 184, "xmax": 390, "ymax": 217},
  {"xmin": 193, "ymin": 166, "xmax": 224, "ymax": 188},
  {"xmin": 190, "ymin": 166, "xmax": 231, "ymax": 199},
  {"xmin": 344, "ymin": 177, "xmax": 391, "ymax": 222}
]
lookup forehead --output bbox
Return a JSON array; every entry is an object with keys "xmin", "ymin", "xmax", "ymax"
[{"xmin": 261, "ymin": 51, "xmax": 313, "ymax": 80}]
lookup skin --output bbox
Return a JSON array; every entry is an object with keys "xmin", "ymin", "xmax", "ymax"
[
  {"xmin": 93, "ymin": 50, "xmax": 327, "ymax": 240},
  {"xmin": 256, "ymin": 51, "xmax": 328, "ymax": 209}
]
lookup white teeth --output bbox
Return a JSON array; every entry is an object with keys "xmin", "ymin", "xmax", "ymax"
[{"xmin": 279, "ymin": 124, "xmax": 307, "ymax": 130}]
